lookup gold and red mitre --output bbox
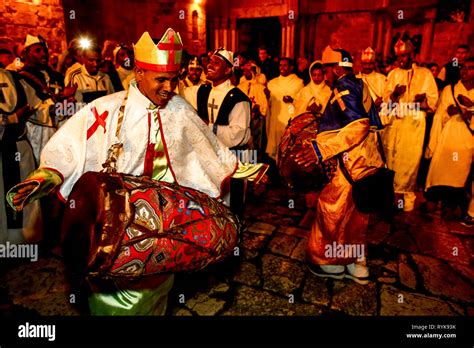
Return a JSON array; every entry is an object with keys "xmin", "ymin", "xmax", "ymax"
[
  {"xmin": 134, "ymin": 28, "xmax": 183, "ymax": 72},
  {"xmin": 394, "ymin": 39, "xmax": 414, "ymax": 55},
  {"xmin": 361, "ymin": 47, "xmax": 376, "ymax": 63}
]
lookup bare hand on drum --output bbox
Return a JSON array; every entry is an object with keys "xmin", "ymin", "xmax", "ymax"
[
  {"xmin": 253, "ymin": 174, "xmax": 269, "ymax": 195},
  {"xmin": 294, "ymin": 143, "xmax": 318, "ymax": 168},
  {"xmin": 256, "ymin": 173, "xmax": 269, "ymax": 185},
  {"xmin": 12, "ymin": 183, "xmax": 37, "ymax": 209}
]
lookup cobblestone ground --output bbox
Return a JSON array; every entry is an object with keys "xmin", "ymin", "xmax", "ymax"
[{"xmin": 1, "ymin": 184, "xmax": 473, "ymax": 317}]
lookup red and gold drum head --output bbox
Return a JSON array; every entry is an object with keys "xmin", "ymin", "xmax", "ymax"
[{"xmin": 278, "ymin": 112, "xmax": 333, "ymax": 191}]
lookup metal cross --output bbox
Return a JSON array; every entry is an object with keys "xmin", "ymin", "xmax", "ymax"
[{"xmin": 208, "ymin": 98, "xmax": 219, "ymax": 123}]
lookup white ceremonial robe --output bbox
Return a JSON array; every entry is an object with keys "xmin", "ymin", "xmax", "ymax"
[
  {"xmin": 40, "ymin": 80, "xmax": 238, "ymax": 201},
  {"xmin": 381, "ymin": 64, "xmax": 438, "ymax": 198},
  {"xmin": 183, "ymin": 79, "xmax": 251, "ymax": 149},
  {"xmin": 425, "ymin": 81, "xmax": 474, "ymax": 189},
  {"xmin": 357, "ymin": 71, "xmax": 387, "ymax": 124},
  {"xmin": 0, "ymin": 69, "xmax": 56, "ymax": 164},
  {"xmin": 177, "ymin": 76, "xmax": 207, "ymax": 98},
  {"xmin": 294, "ymin": 80, "xmax": 331, "ymax": 116},
  {"xmin": 237, "ymin": 77, "xmax": 269, "ymax": 117},
  {"xmin": 357, "ymin": 71, "xmax": 386, "ymax": 102},
  {"xmin": 22, "ymin": 83, "xmax": 56, "ymax": 163},
  {"xmin": 266, "ymin": 73, "xmax": 304, "ymax": 159}
]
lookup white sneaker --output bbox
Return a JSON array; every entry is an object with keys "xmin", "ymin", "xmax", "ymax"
[
  {"xmin": 345, "ymin": 263, "xmax": 370, "ymax": 285},
  {"xmin": 308, "ymin": 263, "xmax": 345, "ymax": 279}
]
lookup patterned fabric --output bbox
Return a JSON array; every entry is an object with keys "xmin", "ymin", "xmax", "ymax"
[
  {"xmin": 86, "ymin": 174, "xmax": 240, "ymax": 277},
  {"xmin": 278, "ymin": 112, "xmax": 330, "ymax": 191}
]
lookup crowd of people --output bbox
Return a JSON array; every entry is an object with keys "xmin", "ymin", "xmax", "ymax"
[{"xmin": 0, "ymin": 27, "xmax": 472, "ymax": 314}]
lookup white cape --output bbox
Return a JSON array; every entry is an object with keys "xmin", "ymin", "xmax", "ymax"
[{"xmin": 40, "ymin": 81, "xmax": 238, "ymax": 200}]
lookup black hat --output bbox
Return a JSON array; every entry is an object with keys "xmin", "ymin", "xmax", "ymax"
[{"xmin": 333, "ymin": 49, "xmax": 353, "ymax": 67}]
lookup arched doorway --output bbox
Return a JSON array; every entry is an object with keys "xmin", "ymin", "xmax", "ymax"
[{"xmin": 237, "ymin": 17, "xmax": 281, "ymax": 60}]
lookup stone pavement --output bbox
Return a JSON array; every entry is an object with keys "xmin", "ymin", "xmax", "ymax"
[{"xmin": 0, "ymin": 184, "xmax": 473, "ymax": 317}]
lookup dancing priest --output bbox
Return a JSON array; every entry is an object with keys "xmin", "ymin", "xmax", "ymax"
[{"xmin": 7, "ymin": 28, "xmax": 265, "ymax": 316}]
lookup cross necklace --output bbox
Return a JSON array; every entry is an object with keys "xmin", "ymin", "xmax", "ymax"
[{"xmin": 208, "ymin": 98, "xmax": 218, "ymax": 123}]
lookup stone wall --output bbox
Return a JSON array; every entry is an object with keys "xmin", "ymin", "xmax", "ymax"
[
  {"xmin": 212, "ymin": 0, "xmax": 473, "ymax": 67},
  {"xmin": 430, "ymin": 3, "xmax": 474, "ymax": 66},
  {"xmin": 312, "ymin": 12, "xmax": 373, "ymax": 70},
  {"xmin": 0, "ymin": 0, "xmax": 67, "ymax": 55},
  {"xmin": 306, "ymin": 0, "xmax": 474, "ymax": 67},
  {"xmin": 62, "ymin": 0, "xmax": 206, "ymax": 56},
  {"xmin": 1, "ymin": 0, "xmax": 472, "ymax": 66}
]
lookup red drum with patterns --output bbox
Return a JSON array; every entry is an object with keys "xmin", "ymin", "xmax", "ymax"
[
  {"xmin": 277, "ymin": 112, "xmax": 330, "ymax": 191},
  {"xmin": 61, "ymin": 172, "xmax": 240, "ymax": 279}
]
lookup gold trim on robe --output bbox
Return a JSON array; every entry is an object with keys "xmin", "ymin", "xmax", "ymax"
[{"xmin": 307, "ymin": 118, "xmax": 384, "ymax": 265}]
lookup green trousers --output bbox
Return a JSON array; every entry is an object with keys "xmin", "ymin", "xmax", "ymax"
[{"xmin": 88, "ymin": 275, "xmax": 174, "ymax": 316}]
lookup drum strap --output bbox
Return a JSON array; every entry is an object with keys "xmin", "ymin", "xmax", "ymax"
[
  {"xmin": 101, "ymin": 91, "xmax": 129, "ymax": 173},
  {"xmin": 101, "ymin": 90, "xmax": 165, "ymax": 173}
]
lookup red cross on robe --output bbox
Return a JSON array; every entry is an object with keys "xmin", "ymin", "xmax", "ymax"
[{"xmin": 87, "ymin": 107, "xmax": 109, "ymax": 140}]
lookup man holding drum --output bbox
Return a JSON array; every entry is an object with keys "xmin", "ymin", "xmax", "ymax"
[
  {"xmin": 7, "ymin": 28, "xmax": 265, "ymax": 315},
  {"xmin": 295, "ymin": 49, "xmax": 385, "ymax": 285}
]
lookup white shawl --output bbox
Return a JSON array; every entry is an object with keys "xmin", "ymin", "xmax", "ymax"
[{"xmin": 40, "ymin": 80, "xmax": 237, "ymax": 200}]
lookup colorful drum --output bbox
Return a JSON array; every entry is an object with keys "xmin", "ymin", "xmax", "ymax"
[
  {"xmin": 61, "ymin": 172, "xmax": 240, "ymax": 279},
  {"xmin": 277, "ymin": 112, "xmax": 332, "ymax": 191}
]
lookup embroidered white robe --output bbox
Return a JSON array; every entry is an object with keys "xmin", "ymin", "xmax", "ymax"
[{"xmin": 40, "ymin": 80, "xmax": 238, "ymax": 201}]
